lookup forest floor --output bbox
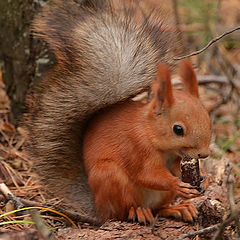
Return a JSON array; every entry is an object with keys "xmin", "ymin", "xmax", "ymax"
[{"xmin": 0, "ymin": 1, "xmax": 240, "ymax": 239}]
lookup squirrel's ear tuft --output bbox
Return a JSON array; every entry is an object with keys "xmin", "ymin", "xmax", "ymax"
[
  {"xmin": 151, "ymin": 63, "xmax": 174, "ymax": 115},
  {"xmin": 179, "ymin": 59, "xmax": 199, "ymax": 98}
]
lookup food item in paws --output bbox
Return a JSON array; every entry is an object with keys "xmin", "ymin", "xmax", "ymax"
[{"xmin": 181, "ymin": 156, "xmax": 201, "ymax": 191}]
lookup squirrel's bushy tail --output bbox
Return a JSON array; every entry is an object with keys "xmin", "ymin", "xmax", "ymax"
[{"xmin": 24, "ymin": 0, "xmax": 178, "ymax": 222}]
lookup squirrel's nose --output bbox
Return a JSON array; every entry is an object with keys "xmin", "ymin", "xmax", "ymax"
[{"xmin": 198, "ymin": 150, "xmax": 210, "ymax": 159}]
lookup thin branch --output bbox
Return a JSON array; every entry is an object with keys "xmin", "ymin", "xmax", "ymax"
[
  {"xmin": 197, "ymin": 75, "xmax": 228, "ymax": 84},
  {"xmin": 213, "ymin": 174, "xmax": 240, "ymax": 239},
  {"xmin": 172, "ymin": 75, "xmax": 228, "ymax": 86},
  {"xmin": 151, "ymin": 213, "xmax": 159, "ymax": 235},
  {"xmin": 208, "ymin": 85, "xmax": 233, "ymax": 114},
  {"xmin": 0, "ymin": 182, "xmax": 101, "ymax": 226},
  {"xmin": 173, "ymin": 26, "xmax": 240, "ymax": 60},
  {"xmin": 30, "ymin": 210, "xmax": 57, "ymax": 240},
  {"xmin": 235, "ymin": 198, "xmax": 240, "ymax": 204},
  {"xmin": 0, "ymin": 183, "xmax": 24, "ymax": 209},
  {"xmin": 178, "ymin": 224, "xmax": 220, "ymax": 240},
  {"xmin": 207, "ymin": 44, "xmax": 240, "ymax": 114}
]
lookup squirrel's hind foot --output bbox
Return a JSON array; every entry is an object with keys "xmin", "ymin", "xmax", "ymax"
[
  {"xmin": 128, "ymin": 206, "xmax": 155, "ymax": 225},
  {"xmin": 158, "ymin": 201, "xmax": 198, "ymax": 222}
]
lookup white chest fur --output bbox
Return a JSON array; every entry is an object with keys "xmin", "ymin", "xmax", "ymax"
[{"xmin": 143, "ymin": 188, "xmax": 167, "ymax": 209}]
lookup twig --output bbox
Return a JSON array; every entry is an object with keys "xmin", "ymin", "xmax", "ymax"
[
  {"xmin": 208, "ymin": 44, "xmax": 240, "ymax": 114},
  {"xmin": 0, "ymin": 182, "xmax": 101, "ymax": 226},
  {"xmin": 178, "ymin": 224, "xmax": 220, "ymax": 240},
  {"xmin": 0, "ymin": 183, "xmax": 24, "ymax": 209},
  {"xmin": 30, "ymin": 209, "xmax": 57, "ymax": 240},
  {"xmin": 151, "ymin": 213, "xmax": 159, "ymax": 235},
  {"xmin": 235, "ymin": 198, "xmax": 240, "ymax": 204},
  {"xmin": 52, "ymin": 207, "xmax": 101, "ymax": 226},
  {"xmin": 197, "ymin": 75, "xmax": 228, "ymax": 85},
  {"xmin": 213, "ymin": 174, "xmax": 240, "ymax": 239},
  {"xmin": 173, "ymin": 26, "xmax": 240, "ymax": 60},
  {"xmin": 172, "ymin": 75, "xmax": 228, "ymax": 86},
  {"xmin": 208, "ymin": 88, "xmax": 232, "ymax": 114}
]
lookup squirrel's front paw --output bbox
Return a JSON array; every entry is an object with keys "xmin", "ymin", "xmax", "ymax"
[
  {"xmin": 176, "ymin": 181, "xmax": 200, "ymax": 199},
  {"xmin": 128, "ymin": 206, "xmax": 154, "ymax": 225}
]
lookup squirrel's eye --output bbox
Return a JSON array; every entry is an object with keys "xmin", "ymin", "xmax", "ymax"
[{"xmin": 173, "ymin": 125, "xmax": 184, "ymax": 136}]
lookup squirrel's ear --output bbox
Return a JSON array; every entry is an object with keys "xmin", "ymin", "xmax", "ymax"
[
  {"xmin": 179, "ymin": 59, "xmax": 199, "ymax": 98},
  {"xmin": 151, "ymin": 63, "xmax": 174, "ymax": 115}
]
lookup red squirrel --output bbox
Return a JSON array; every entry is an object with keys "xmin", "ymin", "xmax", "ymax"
[
  {"xmin": 83, "ymin": 61, "xmax": 211, "ymax": 224},
  {"xmin": 24, "ymin": 0, "xmax": 211, "ymax": 225}
]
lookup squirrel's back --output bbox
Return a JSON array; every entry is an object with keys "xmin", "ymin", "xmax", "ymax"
[{"xmin": 24, "ymin": 0, "xmax": 179, "ymax": 223}]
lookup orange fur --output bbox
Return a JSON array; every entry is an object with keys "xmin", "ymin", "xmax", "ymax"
[{"xmin": 83, "ymin": 60, "xmax": 211, "ymax": 222}]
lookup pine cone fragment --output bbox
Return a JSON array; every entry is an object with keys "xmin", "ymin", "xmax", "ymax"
[{"xmin": 181, "ymin": 155, "xmax": 201, "ymax": 191}]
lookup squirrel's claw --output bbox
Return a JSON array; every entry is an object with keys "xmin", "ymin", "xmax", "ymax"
[
  {"xmin": 177, "ymin": 182, "xmax": 200, "ymax": 199},
  {"xmin": 128, "ymin": 206, "xmax": 136, "ymax": 222},
  {"xmin": 159, "ymin": 201, "xmax": 198, "ymax": 222},
  {"xmin": 128, "ymin": 206, "xmax": 154, "ymax": 225}
]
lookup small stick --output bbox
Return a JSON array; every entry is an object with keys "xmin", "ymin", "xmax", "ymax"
[
  {"xmin": 213, "ymin": 174, "xmax": 240, "ymax": 239},
  {"xmin": 178, "ymin": 224, "xmax": 220, "ymax": 240},
  {"xmin": 151, "ymin": 213, "xmax": 159, "ymax": 235},
  {"xmin": 197, "ymin": 75, "xmax": 228, "ymax": 84},
  {"xmin": 173, "ymin": 26, "xmax": 240, "ymax": 60},
  {"xmin": 0, "ymin": 183, "xmax": 24, "ymax": 209},
  {"xmin": 0, "ymin": 182, "xmax": 101, "ymax": 225},
  {"xmin": 30, "ymin": 209, "xmax": 57, "ymax": 240}
]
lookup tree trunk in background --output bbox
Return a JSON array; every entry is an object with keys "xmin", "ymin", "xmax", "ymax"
[{"xmin": 0, "ymin": 0, "xmax": 54, "ymax": 124}]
